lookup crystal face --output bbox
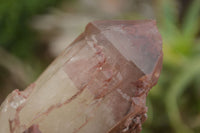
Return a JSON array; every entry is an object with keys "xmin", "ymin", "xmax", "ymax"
[{"xmin": 0, "ymin": 20, "xmax": 163, "ymax": 133}]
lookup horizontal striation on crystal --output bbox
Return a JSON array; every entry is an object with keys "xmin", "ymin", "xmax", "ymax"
[{"xmin": 0, "ymin": 20, "xmax": 163, "ymax": 133}]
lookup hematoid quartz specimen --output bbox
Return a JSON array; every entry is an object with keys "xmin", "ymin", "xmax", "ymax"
[{"xmin": 0, "ymin": 20, "xmax": 163, "ymax": 133}]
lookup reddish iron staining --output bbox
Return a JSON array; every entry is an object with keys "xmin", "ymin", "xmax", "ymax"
[
  {"xmin": 8, "ymin": 83, "xmax": 36, "ymax": 133},
  {"xmin": 23, "ymin": 125, "xmax": 42, "ymax": 133},
  {"xmin": 72, "ymin": 118, "xmax": 91, "ymax": 133},
  {"xmin": 9, "ymin": 120, "xmax": 14, "ymax": 133},
  {"xmin": 32, "ymin": 60, "xmax": 107, "ymax": 122},
  {"xmin": 131, "ymin": 74, "xmax": 153, "ymax": 97},
  {"xmin": 93, "ymin": 43, "xmax": 106, "ymax": 68},
  {"xmin": 23, "ymin": 83, "xmax": 36, "ymax": 98},
  {"xmin": 95, "ymin": 80, "xmax": 122, "ymax": 100},
  {"xmin": 31, "ymin": 73, "xmax": 103, "ymax": 125},
  {"xmin": 108, "ymin": 109, "xmax": 147, "ymax": 133},
  {"xmin": 32, "ymin": 85, "xmax": 86, "ymax": 122}
]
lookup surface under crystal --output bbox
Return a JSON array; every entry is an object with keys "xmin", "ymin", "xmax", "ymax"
[{"xmin": 0, "ymin": 20, "xmax": 163, "ymax": 133}]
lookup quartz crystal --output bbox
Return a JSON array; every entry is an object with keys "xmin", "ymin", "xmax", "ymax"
[{"xmin": 0, "ymin": 20, "xmax": 163, "ymax": 133}]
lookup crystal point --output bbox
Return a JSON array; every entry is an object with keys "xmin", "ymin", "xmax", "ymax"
[{"xmin": 0, "ymin": 20, "xmax": 163, "ymax": 133}]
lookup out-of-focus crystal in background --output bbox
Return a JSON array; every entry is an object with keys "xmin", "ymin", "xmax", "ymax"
[{"xmin": 0, "ymin": 0, "xmax": 199, "ymax": 133}]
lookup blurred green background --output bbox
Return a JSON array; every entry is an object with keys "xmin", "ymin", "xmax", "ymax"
[{"xmin": 0, "ymin": 0, "xmax": 199, "ymax": 132}]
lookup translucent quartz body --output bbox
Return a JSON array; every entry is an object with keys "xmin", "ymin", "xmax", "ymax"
[{"xmin": 0, "ymin": 20, "xmax": 163, "ymax": 133}]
